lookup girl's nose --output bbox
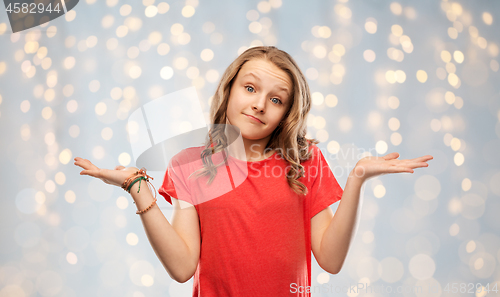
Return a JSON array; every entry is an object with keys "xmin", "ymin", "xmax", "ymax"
[{"xmin": 252, "ymin": 94, "xmax": 267, "ymax": 112}]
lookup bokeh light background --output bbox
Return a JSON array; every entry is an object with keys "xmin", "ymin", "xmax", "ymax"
[{"xmin": 1, "ymin": 0, "xmax": 500, "ymax": 296}]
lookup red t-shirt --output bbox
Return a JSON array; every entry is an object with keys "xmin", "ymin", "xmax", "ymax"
[{"xmin": 158, "ymin": 144, "xmax": 343, "ymax": 296}]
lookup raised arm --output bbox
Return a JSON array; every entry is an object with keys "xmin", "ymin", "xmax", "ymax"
[
  {"xmin": 129, "ymin": 178, "xmax": 200, "ymax": 283},
  {"xmin": 312, "ymin": 152, "xmax": 433, "ymax": 274},
  {"xmin": 74, "ymin": 157, "xmax": 200, "ymax": 283}
]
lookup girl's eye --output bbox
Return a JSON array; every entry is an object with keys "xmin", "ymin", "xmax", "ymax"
[
  {"xmin": 246, "ymin": 86, "xmax": 254, "ymax": 93},
  {"xmin": 271, "ymin": 98, "xmax": 282, "ymax": 105}
]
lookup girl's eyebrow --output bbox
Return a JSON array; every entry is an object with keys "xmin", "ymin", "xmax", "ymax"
[{"xmin": 242, "ymin": 72, "xmax": 289, "ymax": 95}]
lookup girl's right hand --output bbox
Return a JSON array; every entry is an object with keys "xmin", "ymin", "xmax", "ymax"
[{"xmin": 74, "ymin": 157, "xmax": 139, "ymax": 188}]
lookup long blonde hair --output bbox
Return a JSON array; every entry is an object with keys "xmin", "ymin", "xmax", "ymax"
[{"xmin": 189, "ymin": 46, "xmax": 318, "ymax": 195}]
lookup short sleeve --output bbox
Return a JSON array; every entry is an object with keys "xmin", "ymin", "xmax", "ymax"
[
  {"xmin": 307, "ymin": 145, "xmax": 344, "ymax": 219},
  {"xmin": 158, "ymin": 167, "xmax": 176, "ymax": 205},
  {"xmin": 158, "ymin": 156, "xmax": 194, "ymax": 205}
]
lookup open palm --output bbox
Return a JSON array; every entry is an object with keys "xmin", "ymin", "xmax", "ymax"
[
  {"xmin": 352, "ymin": 152, "xmax": 433, "ymax": 181},
  {"xmin": 73, "ymin": 157, "xmax": 139, "ymax": 188}
]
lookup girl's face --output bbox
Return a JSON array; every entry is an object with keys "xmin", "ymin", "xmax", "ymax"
[{"xmin": 226, "ymin": 58, "xmax": 293, "ymax": 142}]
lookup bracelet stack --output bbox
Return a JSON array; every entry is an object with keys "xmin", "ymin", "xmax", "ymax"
[{"xmin": 121, "ymin": 167, "xmax": 158, "ymax": 215}]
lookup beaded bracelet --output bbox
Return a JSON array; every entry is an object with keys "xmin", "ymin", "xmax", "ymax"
[{"xmin": 136, "ymin": 198, "xmax": 157, "ymax": 215}]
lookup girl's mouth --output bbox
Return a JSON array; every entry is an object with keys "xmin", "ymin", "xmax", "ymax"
[{"xmin": 244, "ymin": 114, "xmax": 264, "ymax": 124}]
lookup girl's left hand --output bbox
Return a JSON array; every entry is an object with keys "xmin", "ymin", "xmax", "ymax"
[{"xmin": 351, "ymin": 152, "xmax": 433, "ymax": 181}]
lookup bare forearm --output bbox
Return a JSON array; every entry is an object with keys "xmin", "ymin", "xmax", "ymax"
[
  {"xmin": 320, "ymin": 170, "xmax": 365, "ymax": 274},
  {"xmin": 129, "ymin": 182, "xmax": 194, "ymax": 282}
]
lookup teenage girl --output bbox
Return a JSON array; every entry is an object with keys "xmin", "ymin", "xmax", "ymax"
[{"xmin": 74, "ymin": 46, "xmax": 433, "ymax": 296}]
